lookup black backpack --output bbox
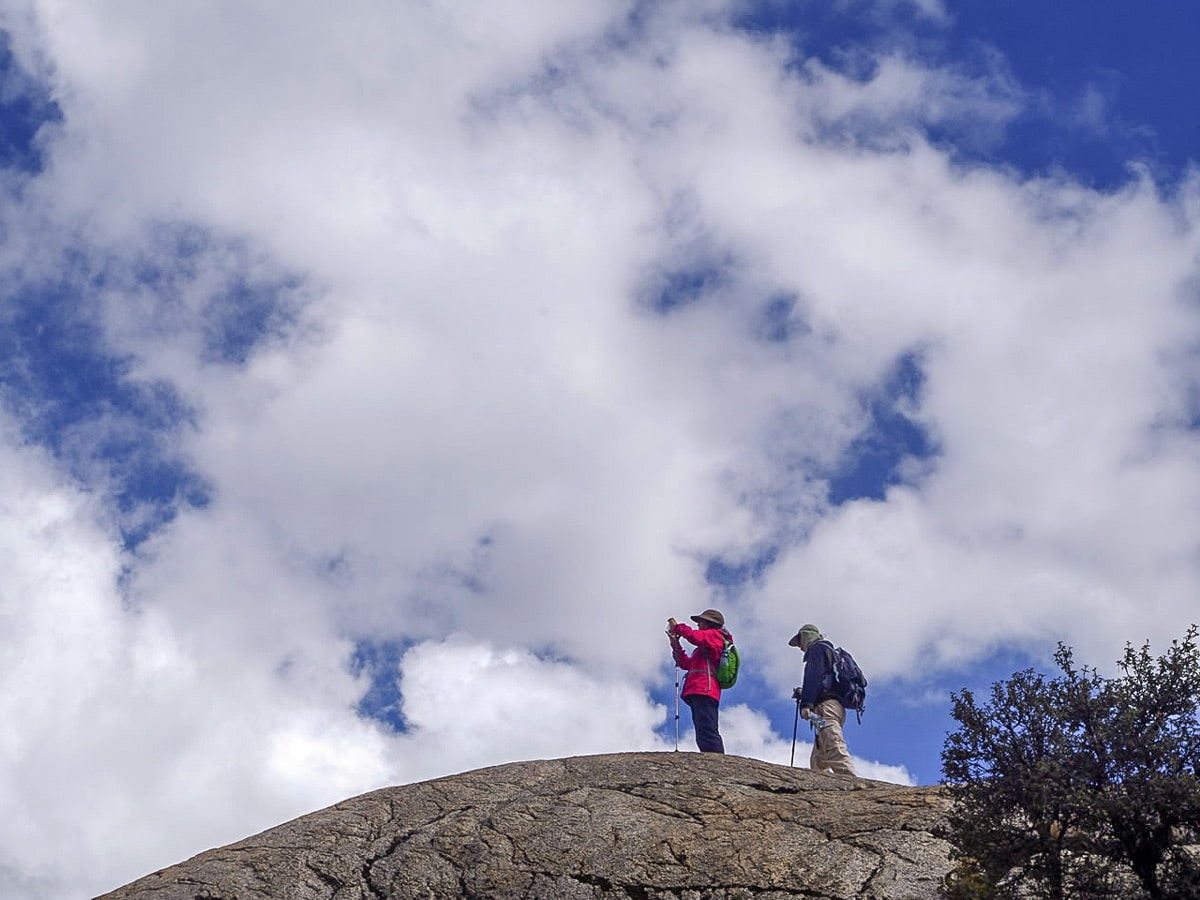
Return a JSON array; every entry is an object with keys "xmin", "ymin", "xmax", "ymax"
[{"xmin": 823, "ymin": 642, "xmax": 868, "ymax": 721}]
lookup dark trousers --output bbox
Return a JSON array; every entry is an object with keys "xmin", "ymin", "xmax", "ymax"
[{"xmin": 685, "ymin": 694, "xmax": 724, "ymax": 753}]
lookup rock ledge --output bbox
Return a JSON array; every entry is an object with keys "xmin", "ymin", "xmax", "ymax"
[{"xmin": 98, "ymin": 752, "xmax": 954, "ymax": 899}]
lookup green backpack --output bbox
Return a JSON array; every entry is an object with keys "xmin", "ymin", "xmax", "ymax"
[{"xmin": 714, "ymin": 637, "xmax": 740, "ymax": 689}]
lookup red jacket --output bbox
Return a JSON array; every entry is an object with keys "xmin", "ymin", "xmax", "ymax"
[{"xmin": 671, "ymin": 622, "xmax": 731, "ymax": 701}]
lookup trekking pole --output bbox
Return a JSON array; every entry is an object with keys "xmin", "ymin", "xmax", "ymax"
[
  {"xmin": 790, "ymin": 698, "xmax": 800, "ymax": 767},
  {"xmin": 674, "ymin": 666, "xmax": 681, "ymax": 751}
]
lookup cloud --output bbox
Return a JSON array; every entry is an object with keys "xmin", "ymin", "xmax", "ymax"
[
  {"xmin": 0, "ymin": 413, "xmax": 390, "ymax": 893},
  {"xmin": 389, "ymin": 638, "xmax": 671, "ymax": 777},
  {"xmin": 0, "ymin": 1, "xmax": 1198, "ymax": 895}
]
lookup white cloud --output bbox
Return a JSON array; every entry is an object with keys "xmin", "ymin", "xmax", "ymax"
[
  {"xmin": 388, "ymin": 639, "xmax": 672, "ymax": 780},
  {"xmin": 0, "ymin": 417, "xmax": 392, "ymax": 894},
  {"xmin": 0, "ymin": 1, "xmax": 1198, "ymax": 895}
]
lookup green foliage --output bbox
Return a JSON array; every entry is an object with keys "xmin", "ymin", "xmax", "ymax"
[
  {"xmin": 942, "ymin": 860, "xmax": 996, "ymax": 900},
  {"xmin": 941, "ymin": 625, "xmax": 1200, "ymax": 899}
]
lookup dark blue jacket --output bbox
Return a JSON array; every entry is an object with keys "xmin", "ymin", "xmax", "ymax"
[{"xmin": 798, "ymin": 640, "xmax": 837, "ymax": 707}]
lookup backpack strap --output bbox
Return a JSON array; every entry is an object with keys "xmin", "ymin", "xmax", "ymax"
[{"xmin": 700, "ymin": 634, "xmax": 728, "ymax": 690}]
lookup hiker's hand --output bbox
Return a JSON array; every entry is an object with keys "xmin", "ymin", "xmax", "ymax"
[
  {"xmin": 791, "ymin": 687, "xmax": 803, "ymax": 701},
  {"xmin": 666, "ymin": 617, "xmax": 678, "ymax": 636},
  {"xmin": 800, "ymin": 704, "xmax": 813, "ymax": 720}
]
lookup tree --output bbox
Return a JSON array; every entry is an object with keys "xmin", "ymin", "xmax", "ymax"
[{"xmin": 941, "ymin": 625, "xmax": 1200, "ymax": 899}]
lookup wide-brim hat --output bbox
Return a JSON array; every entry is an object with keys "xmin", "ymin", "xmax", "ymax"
[
  {"xmin": 788, "ymin": 623, "xmax": 822, "ymax": 647},
  {"xmin": 690, "ymin": 608, "xmax": 725, "ymax": 628}
]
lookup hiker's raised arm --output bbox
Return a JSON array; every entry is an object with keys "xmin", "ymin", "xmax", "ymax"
[{"xmin": 670, "ymin": 640, "xmax": 689, "ymax": 668}]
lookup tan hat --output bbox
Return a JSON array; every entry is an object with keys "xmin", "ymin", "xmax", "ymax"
[
  {"xmin": 690, "ymin": 608, "xmax": 725, "ymax": 628},
  {"xmin": 788, "ymin": 623, "xmax": 823, "ymax": 647}
]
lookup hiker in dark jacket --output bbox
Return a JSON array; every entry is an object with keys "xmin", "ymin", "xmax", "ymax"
[
  {"xmin": 667, "ymin": 608, "xmax": 730, "ymax": 753},
  {"xmin": 789, "ymin": 623, "xmax": 856, "ymax": 776}
]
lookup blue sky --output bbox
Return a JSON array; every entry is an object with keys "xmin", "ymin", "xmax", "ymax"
[
  {"xmin": 745, "ymin": 0, "xmax": 1199, "ymax": 188},
  {"xmin": 1, "ymin": 2, "xmax": 1199, "ymax": 896}
]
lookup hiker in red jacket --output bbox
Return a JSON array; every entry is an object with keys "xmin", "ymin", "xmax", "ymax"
[{"xmin": 667, "ymin": 608, "xmax": 730, "ymax": 753}]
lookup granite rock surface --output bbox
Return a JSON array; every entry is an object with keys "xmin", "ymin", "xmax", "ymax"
[{"xmin": 98, "ymin": 752, "xmax": 955, "ymax": 899}]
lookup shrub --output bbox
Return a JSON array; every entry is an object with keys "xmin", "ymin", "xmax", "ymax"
[{"xmin": 941, "ymin": 625, "xmax": 1200, "ymax": 899}]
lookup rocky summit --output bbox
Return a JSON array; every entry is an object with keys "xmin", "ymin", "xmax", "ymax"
[{"xmin": 97, "ymin": 752, "xmax": 956, "ymax": 899}]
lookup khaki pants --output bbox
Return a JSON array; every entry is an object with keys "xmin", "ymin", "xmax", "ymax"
[{"xmin": 809, "ymin": 698, "xmax": 856, "ymax": 776}]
